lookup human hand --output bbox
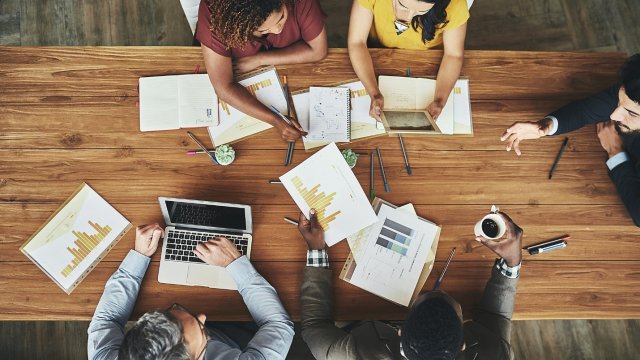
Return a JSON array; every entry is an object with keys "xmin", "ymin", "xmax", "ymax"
[
  {"xmin": 597, "ymin": 121, "xmax": 624, "ymax": 157},
  {"xmin": 298, "ymin": 210, "xmax": 326, "ymax": 250},
  {"xmin": 500, "ymin": 119, "xmax": 552, "ymax": 156},
  {"xmin": 475, "ymin": 212, "xmax": 523, "ymax": 267},
  {"xmin": 275, "ymin": 117, "xmax": 306, "ymax": 142},
  {"xmin": 134, "ymin": 223, "xmax": 164, "ymax": 257},
  {"xmin": 233, "ymin": 55, "xmax": 262, "ymax": 74},
  {"xmin": 193, "ymin": 237, "xmax": 241, "ymax": 267},
  {"xmin": 426, "ymin": 100, "xmax": 444, "ymax": 121},
  {"xmin": 369, "ymin": 93, "xmax": 384, "ymax": 122}
]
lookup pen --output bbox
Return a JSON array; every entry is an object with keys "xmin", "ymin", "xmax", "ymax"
[
  {"xmin": 283, "ymin": 217, "xmax": 299, "ymax": 226},
  {"xmin": 376, "ymin": 147, "xmax": 390, "ymax": 192},
  {"xmin": 548, "ymin": 137, "xmax": 569, "ymax": 179},
  {"xmin": 525, "ymin": 235, "xmax": 571, "ymax": 250},
  {"xmin": 369, "ymin": 152, "xmax": 375, "ymax": 200},
  {"xmin": 433, "ymin": 247, "xmax": 456, "ymax": 291},
  {"xmin": 186, "ymin": 131, "xmax": 218, "ymax": 165},
  {"xmin": 528, "ymin": 240, "xmax": 567, "ymax": 255},
  {"xmin": 186, "ymin": 149, "xmax": 214, "ymax": 155},
  {"xmin": 268, "ymin": 180, "xmax": 282, "ymax": 184},
  {"xmin": 283, "ymin": 76, "xmax": 295, "ymax": 166},
  {"xmin": 398, "ymin": 135, "xmax": 412, "ymax": 175}
]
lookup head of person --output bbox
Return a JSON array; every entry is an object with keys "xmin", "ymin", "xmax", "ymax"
[
  {"xmin": 118, "ymin": 304, "xmax": 208, "ymax": 360},
  {"xmin": 207, "ymin": 0, "xmax": 293, "ymax": 48},
  {"xmin": 400, "ymin": 290, "xmax": 464, "ymax": 360},
  {"xmin": 393, "ymin": 0, "xmax": 451, "ymax": 43},
  {"xmin": 612, "ymin": 53, "xmax": 640, "ymax": 135}
]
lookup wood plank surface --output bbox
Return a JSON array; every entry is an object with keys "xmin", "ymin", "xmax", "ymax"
[{"xmin": 1, "ymin": 48, "xmax": 638, "ymax": 321}]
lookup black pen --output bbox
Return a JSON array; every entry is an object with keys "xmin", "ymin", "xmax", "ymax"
[
  {"xmin": 376, "ymin": 147, "xmax": 390, "ymax": 192},
  {"xmin": 433, "ymin": 247, "xmax": 456, "ymax": 291},
  {"xmin": 548, "ymin": 137, "xmax": 569, "ymax": 179},
  {"xmin": 398, "ymin": 135, "xmax": 412, "ymax": 175},
  {"xmin": 369, "ymin": 152, "xmax": 375, "ymax": 200}
]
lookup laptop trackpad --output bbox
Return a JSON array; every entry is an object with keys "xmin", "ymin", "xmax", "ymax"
[{"xmin": 186, "ymin": 264, "xmax": 219, "ymax": 286}]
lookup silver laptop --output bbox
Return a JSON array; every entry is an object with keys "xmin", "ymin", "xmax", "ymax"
[{"xmin": 157, "ymin": 197, "xmax": 253, "ymax": 290}]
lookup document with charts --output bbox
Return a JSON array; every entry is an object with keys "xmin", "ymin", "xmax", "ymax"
[
  {"xmin": 341, "ymin": 199, "xmax": 440, "ymax": 306},
  {"xmin": 208, "ymin": 66, "xmax": 287, "ymax": 145},
  {"xmin": 279, "ymin": 143, "xmax": 377, "ymax": 246},
  {"xmin": 139, "ymin": 74, "xmax": 218, "ymax": 131},
  {"xmin": 20, "ymin": 183, "xmax": 131, "ymax": 294}
]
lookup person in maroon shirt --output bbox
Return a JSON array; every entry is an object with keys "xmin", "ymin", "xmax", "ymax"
[{"xmin": 196, "ymin": 0, "xmax": 327, "ymax": 142}]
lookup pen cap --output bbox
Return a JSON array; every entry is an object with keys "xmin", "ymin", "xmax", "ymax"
[{"xmin": 474, "ymin": 213, "xmax": 507, "ymax": 240}]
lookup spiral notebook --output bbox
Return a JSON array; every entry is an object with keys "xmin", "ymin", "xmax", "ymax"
[{"xmin": 307, "ymin": 87, "xmax": 351, "ymax": 143}]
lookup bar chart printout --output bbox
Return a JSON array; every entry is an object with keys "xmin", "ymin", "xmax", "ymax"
[
  {"xmin": 280, "ymin": 143, "xmax": 377, "ymax": 246},
  {"xmin": 376, "ymin": 218, "xmax": 415, "ymax": 256},
  {"xmin": 21, "ymin": 183, "xmax": 131, "ymax": 293},
  {"xmin": 61, "ymin": 221, "xmax": 113, "ymax": 277}
]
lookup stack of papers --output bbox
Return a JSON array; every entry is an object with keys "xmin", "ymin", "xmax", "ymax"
[{"xmin": 340, "ymin": 198, "xmax": 441, "ymax": 307}]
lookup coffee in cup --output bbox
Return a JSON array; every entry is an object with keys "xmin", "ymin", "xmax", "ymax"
[{"xmin": 474, "ymin": 206, "xmax": 507, "ymax": 240}]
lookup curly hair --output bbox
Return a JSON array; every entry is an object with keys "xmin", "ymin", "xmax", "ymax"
[
  {"xmin": 411, "ymin": 0, "xmax": 451, "ymax": 44},
  {"xmin": 207, "ymin": 0, "xmax": 295, "ymax": 49}
]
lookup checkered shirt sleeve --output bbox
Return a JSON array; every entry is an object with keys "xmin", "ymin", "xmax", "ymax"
[{"xmin": 306, "ymin": 249, "xmax": 329, "ymax": 269}]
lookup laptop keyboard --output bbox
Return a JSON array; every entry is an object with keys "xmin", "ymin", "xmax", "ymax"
[{"xmin": 164, "ymin": 229, "xmax": 249, "ymax": 263}]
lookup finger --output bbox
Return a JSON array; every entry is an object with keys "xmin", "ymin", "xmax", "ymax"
[
  {"xmin": 298, "ymin": 212, "xmax": 310, "ymax": 229},
  {"xmin": 513, "ymin": 139, "xmax": 522, "ymax": 156},
  {"xmin": 505, "ymin": 135, "xmax": 516, "ymax": 151},
  {"xmin": 290, "ymin": 118, "xmax": 304, "ymax": 132},
  {"xmin": 150, "ymin": 229, "xmax": 162, "ymax": 245},
  {"xmin": 137, "ymin": 224, "xmax": 155, "ymax": 234},
  {"xmin": 309, "ymin": 209, "xmax": 323, "ymax": 231},
  {"xmin": 500, "ymin": 129, "xmax": 512, "ymax": 141}
]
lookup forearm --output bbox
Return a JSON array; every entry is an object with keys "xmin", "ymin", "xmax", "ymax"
[
  {"xmin": 227, "ymin": 256, "xmax": 294, "ymax": 358},
  {"xmin": 216, "ymin": 81, "xmax": 281, "ymax": 126},
  {"xmin": 257, "ymin": 40, "xmax": 326, "ymax": 66},
  {"xmin": 87, "ymin": 250, "xmax": 150, "ymax": 359},
  {"xmin": 434, "ymin": 53, "xmax": 463, "ymax": 106},
  {"xmin": 348, "ymin": 42, "xmax": 381, "ymax": 97}
]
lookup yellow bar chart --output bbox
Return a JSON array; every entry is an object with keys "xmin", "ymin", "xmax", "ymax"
[
  {"xmin": 292, "ymin": 176, "xmax": 341, "ymax": 231},
  {"xmin": 245, "ymin": 79, "xmax": 273, "ymax": 97},
  {"xmin": 61, "ymin": 221, "xmax": 112, "ymax": 277},
  {"xmin": 350, "ymin": 88, "xmax": 368, "ymax": 99}
]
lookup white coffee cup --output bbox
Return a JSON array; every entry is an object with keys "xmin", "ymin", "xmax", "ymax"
[{"xmin": 474, "ymin": 212, "xmax": 507, "ymax": 240}]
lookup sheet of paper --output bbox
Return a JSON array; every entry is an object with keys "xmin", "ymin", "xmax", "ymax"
[
  {"xmin": 435, "ymin": 88, "xmax": 455, "ymax": 135},
  {"xmin": 453, "ymin": 79, "xmax": 473, "ymax": 134},
  {"xmin": 22, "ymin": 184, "xmax": 130, "ymax": 292},
  {"xmin": 307, "ymin": 87, "xmax": 351, "ymax": 142},
  {"xmin": 177, "ymin": 74, "xmax": 218, "ymax": 128},
  {"xmin": 347, "ymin": 202, "xmax": 415, "ymax": 262},
  {"xmin": 348, "ymin": 205, "xmax": 438, "ymax": 306},
  {"xmin": 378, "ymin": 76, "xmax": 418, "ymax": 109},
  {"xmin": 279, "ymin": 143, "xmax": 377, "ymax": 246},
  {"xmin": 208, "ymin": 67, "xmax": 285, "ymax": 145},
  {"xmin": 139, "ymin": 76, "xmax": 180, "ymax": 131}
]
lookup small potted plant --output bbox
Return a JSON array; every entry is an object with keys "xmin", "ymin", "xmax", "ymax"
[
  {"xmin": 214, "ymin": 144, "xmax": 236, "ymax": 166},
  {"xmin": 341, "ymin": 149, "xmax": 358, "ymax": 169}
]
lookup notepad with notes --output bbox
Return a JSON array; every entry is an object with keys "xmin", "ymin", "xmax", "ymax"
[{"xmin": 307, "ymin": 87, "xmax": 351, "ymax": 143}]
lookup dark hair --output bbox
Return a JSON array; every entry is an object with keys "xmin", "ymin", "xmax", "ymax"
[
  {"xmin": 118, "ymin": 311, "xmax": 190, "ymax": 360},
  {"xmin": 207, "ymin": 0, "xmax": 294, "ymax": 48},
  {"xmin": 411, "ymin": 0, "xmax": 451, "ymax": 44},
  {"xmin": 621, "ymin": 53, "xmax": 640, "ymax": 103},
  {"xmin": 401, "ymin": 297, "xmax": 463, "ymax": 360}
]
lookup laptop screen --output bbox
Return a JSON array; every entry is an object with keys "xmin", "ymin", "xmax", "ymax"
[{"xmin": 163, "ymin": 199, "xmax": 247, "ymax": 231}]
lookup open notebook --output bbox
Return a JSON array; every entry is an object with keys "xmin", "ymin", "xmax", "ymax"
[
  {"xmin": 293, "ymin": 80, "xmax": 386, "ymax": 150},
  {"xmin": 139, "ymin": 74, "xmax": 218, "ymax": 131}
]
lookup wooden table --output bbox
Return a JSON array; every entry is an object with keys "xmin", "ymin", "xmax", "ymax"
[{"xmin": 1, "ymin": 47, "xmax": 637, "ymax": 321}]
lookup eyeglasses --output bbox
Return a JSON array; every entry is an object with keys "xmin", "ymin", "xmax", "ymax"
[{"xmin": 167, "ymin": 303, "xmax": 209, "ymax": 360}]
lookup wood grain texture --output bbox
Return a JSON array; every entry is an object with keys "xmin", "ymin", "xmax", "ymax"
[{"xmin": 1, "ymin": 48, "xmax": 638, "ymax": 321}]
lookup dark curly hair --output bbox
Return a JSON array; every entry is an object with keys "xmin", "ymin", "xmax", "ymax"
[
  {"xmin": 401, "ymin": 296, "xmax": 463, "ymax": 360},
  {"xmin": 411, "ymin": 0, "xmax": 451, "ymax": 44},
  {"xmin": 207, "ymin": 0, "xmax": 295, "ymax": 48},
  {"xmin": 621, "ymin": 53, "xmax": 640, "ymax": 103}
]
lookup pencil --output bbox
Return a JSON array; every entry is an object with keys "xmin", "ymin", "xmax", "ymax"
[
  {"xmin": 369, "ymin": 152, "xmax": 375, "ymax": 200},
  {"xmin": 283, "ymin": 217, "xmax": 299, "ymax": 226},
  {"xmin": 376, "ymin": 147, "xmax": 390, "ymax": 192},
  {"xmin": 282, "ymin": 76, "xmax": 295, "ymax": 166},
  {"xmin": 268, "ymin": 180, "xmax": 282, "ymax": 184},
  {"xmin": 433, "ymin": 247, "xmax": 456, "ymax": 291},
  {"xmin": 398, "ymin": 135, "xmax": 412, "ymax": 175},
  {"xmin": 186, "ymin": 149, "xmax": 214, "ymax": 155},
  {"xmin": 186, "ymin": 131, "xmax": 218, "ymax": 165},
  {"xmin": 548, "ymin": 137, "xmax": 569, "ymax": 179}
]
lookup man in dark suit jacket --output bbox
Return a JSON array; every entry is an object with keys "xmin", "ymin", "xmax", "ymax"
[
  {"xmin": 501, "ymin": 53, "xmax": 640, "ymax": 226},
  {"xmin": 297, "ymin": 209, "xmax": 524, "ymax": 360}
]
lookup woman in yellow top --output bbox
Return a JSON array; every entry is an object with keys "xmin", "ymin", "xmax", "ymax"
[{"xmin": 348, "ymin": 0, "xmax": 469, "ymax": 120}]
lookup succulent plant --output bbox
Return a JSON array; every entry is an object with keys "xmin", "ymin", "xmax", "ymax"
[
  {"xmin": 215, "ymin": 144, "xmax": 236, "ymax": 165},
  {"xmin": 341, "ymin": 149, "xmax": 357, "ymax": 168}
]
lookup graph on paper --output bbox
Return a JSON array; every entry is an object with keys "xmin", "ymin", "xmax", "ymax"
[
  {"xmin": 280, "ymin": 143, "xmax": 377, "ymax": 246},
  {"xmin": 375, "ymin": 218, "xmax": 415, "ymax": 256},
  {"xmin": 21, "ymin": 184, "xmax": 131, "ymax": 293}
]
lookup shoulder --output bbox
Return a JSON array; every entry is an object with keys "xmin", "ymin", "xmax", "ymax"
[
  {"xmin": 355, "ymin": 0, "xmax": 376, "ymax": 11},
  {"xmin": 444, "ymin": 0, "xmax": 470, "ymax": 29}
]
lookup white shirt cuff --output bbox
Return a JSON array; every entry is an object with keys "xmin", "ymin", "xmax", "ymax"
[
  {"xmin": 606, "ymin": 152, "xmax": 630, "ymax": 170},
  {"xmin": 545, "ymin": 116, "xmax": 558, "ymax": 136}
]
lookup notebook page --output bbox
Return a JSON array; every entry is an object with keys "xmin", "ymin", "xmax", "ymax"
[
  {"xmin": 139, "ymin": 76, "xmax": 180, "ymax": 131},
  {"xmin": 177, "ymin": 74, "xmax": 218, "ymax": 128},
  {"xmin": 308, "ymin": 87, "xmax": 351, "ymax": 142}
]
